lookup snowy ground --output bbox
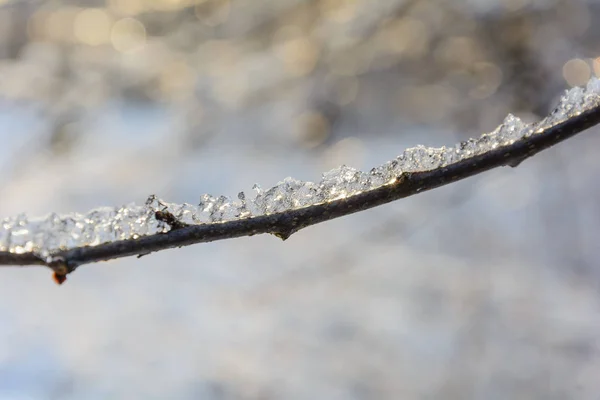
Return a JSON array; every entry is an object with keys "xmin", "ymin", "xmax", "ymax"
[{"xmin": 1, "ymin": 97, "xmax": 600, "ymax": 399}]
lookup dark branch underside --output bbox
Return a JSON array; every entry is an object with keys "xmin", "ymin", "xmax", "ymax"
[{"xmin": 2, "ymin": 103, "xmax": 600, "ymax": 277}]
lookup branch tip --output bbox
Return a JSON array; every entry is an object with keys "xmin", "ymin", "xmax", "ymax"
[{"xmin": 52, "ymin": 271, "xmax": 67, "ymax": 285}]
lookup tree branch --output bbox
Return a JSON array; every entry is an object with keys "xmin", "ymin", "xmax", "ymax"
[{"xmin": 1, "ymin": 79, "xmax": 600, "ymax": 282}]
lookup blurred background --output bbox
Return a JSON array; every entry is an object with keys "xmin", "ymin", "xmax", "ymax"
[{"xmin": 1, "ymin": 0, "xmax": 600, "ymax": 398}]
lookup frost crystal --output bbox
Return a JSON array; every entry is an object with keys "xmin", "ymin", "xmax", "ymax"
[
  {"xmin": 255, "ymin": 178, "xmax": 318, "ymax": 213},
  {"xmin": 1, "ymin": 77, "xmax": 599, "ymax": 257},
  {"xmin": 399, "ymin": 145, "xmax": 446, "ymax": 171},
  {"xmin": 535, "ymin": 77, "xmax": 600, "ymax": 131},
  {"xmin": 318, "ymin": 166, "xmax": 367, "ymax": 201}
]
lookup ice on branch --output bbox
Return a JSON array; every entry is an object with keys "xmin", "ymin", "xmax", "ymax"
[{"xmin": 1, "ymin": 77, "xmax": 600, "ymax": 260}]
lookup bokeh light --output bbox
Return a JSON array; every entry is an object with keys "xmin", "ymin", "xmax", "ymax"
[
  {"xmin": 107, "ymin": 0, "xmax": 146, "ymax": 16},
  {"xmin": 275, "ymin": 27, "xmax": 320, "ymax": 77},
  {"xmin": 563, "ymin": 58, "xmax": 591, "ymax": 87},
  {"xmin": 73, "ymin": 8, "xmax": 113, "ymax": 46},
  {"xmin": 294, "ymin": 111, "xmax": 330, "ymax": 148},
  {"xmin": 111, "ymin": 17, "xmax": 146, "ymax": 53}
]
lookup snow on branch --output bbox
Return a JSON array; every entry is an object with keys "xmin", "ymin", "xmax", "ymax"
[{"xmin": 2, "ymin": 78, "xmax": 600, "ymax": 283}]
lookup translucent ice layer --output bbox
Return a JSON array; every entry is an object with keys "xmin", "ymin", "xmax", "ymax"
[{"xmin": 1, "ymin": 77, "xmax": 600, "ymax": 258}]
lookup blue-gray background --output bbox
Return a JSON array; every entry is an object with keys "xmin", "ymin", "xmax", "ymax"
[{"xmin": 0, "ymin": 0, "xmax": 600, "ymax": 398}]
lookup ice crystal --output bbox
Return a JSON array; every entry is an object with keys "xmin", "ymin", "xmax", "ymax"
[
  {"xmin": 1, "ymin": 77, "xmax": 599, "ymax": 257},
  {"xmin": 318, "ymin": 166, "xmax": 367, "ymax": 201}
]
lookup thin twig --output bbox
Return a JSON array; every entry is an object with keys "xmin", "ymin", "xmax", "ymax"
[{"xmin": 1, "ymin": 101, "xmax": 599, "ymax": 281}]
